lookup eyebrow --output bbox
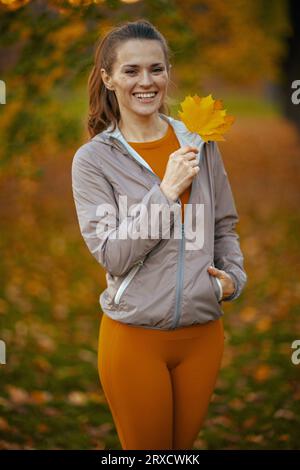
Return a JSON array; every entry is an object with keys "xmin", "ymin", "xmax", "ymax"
[{"xmin": 121, "ymin": 63, "xmax": 165, "ymax": 68}]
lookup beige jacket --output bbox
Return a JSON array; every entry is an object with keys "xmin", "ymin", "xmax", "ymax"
[{"xmin": 71, "ymin": 113, "xmax": 247, "ymax": 330}]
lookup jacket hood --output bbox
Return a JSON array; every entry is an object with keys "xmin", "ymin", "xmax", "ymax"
[{"xmin": 90, "ymin": 113, "xmax": 206, "ymax": 176}]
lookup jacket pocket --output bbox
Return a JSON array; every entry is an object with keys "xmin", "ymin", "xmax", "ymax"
[
  {"xmin": 210, "ymin": 275, "xmax": 222, "ymax": 302},
  {"xmin": 114, "ymin": 260, "xmax": 144, "ymax": 305},
  {"xmin": 206, "ymin": 272, "xmax": 223, "ymax": 319},
  {"xmin": 207, "ymin": 260, "xmax": 223, "ymax": 315}
]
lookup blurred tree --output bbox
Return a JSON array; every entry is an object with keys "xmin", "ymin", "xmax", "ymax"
[
  {"xmin": 278, "ymin": 0, "xmax": 300, "ymax": 131},
  {"xmin": 0, "ymin": 0, "xmax": 293, "ymax": 168},
  {"xmin": 168, "ymin": 0, "xmax": 289, "ymax": 86}
]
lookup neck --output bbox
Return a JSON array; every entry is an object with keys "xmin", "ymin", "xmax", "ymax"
[{"xmin": 118, "ymin": 112, "xmax": 168, "ymax": 142}]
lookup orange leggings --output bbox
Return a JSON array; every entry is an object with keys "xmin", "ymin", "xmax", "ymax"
[{"xmin": 97, "ymin": 313, "xmax": 224, "ymax": 450}]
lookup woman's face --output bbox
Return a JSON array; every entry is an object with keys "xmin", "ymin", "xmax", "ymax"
[{"xmin": 101, "ymin": 39, "xmax": 170, "ymax": 119}]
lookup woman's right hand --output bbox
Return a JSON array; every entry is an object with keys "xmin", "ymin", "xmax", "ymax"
[{"xmin": 160, "ymin": 145, "xmax": 200, "ymax": 202}]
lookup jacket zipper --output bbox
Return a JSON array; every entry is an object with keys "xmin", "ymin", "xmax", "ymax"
[
  {"xmin": 171, "ymin": 222, "xmax": 185, "ymax": 329},
  {"xmin": 114, "ymin": 260, "xmax": 144, "ymax": 305},
  {"xmin": 105, "ymin": 137, "xmax": 186, "ymax": 326}
]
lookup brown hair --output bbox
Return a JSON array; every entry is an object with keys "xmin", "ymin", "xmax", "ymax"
[{"xmin": 87, "ymin": 19, "xmax": 172, "ymax": 139}]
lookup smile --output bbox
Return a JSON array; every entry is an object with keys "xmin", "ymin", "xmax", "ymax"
[{"xmin": 132, "ymin": 92, "xmax": 158, "ymax": 102}]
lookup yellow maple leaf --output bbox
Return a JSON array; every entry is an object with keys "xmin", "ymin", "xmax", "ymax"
[{"xmin": 178, "ymin": 94, "xmax": 235, "ymax": 142}]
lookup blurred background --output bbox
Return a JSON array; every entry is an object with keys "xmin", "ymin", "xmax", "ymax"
[{"xmin": 0, "ymin": 0, "xmax": 300, "ymax": 450}]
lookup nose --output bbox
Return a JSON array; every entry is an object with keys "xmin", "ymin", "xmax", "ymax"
[{"xmin": 138, "ymin": 70, "xmax": 154, "ymax": 86}]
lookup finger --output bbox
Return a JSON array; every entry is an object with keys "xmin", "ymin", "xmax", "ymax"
[
  {"xmin": 182, "ymin": 146, "xmax": 199, "ymax": 155},
  {"xmin": 207, "ymin": 266, "xmax": 219, "ymax": 276},
  {"xmin": 182, "ymin": 152, "xmax": 199, "ymax": 161}
]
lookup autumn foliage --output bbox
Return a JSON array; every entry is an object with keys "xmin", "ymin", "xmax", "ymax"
[{"xmin": 0, "ymin": 0, "xmax": 299, "ymax": 451}]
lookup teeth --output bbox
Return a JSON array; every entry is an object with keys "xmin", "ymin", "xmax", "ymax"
[{"xmin": 134, "ymin": 93, "xmax": 156, "ymax": 98}]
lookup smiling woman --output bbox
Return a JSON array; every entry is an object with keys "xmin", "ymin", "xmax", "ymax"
[
  {"xmin": 72, "ymin": 18, "xmax": 247, "ymax": 451},
  {"xmin": 100, "ymin": 36, "xmax": 170, "ymax": 143},
  {"xmin": 87, "ymin": 21, "xmax": 172, "ymax": 140}
]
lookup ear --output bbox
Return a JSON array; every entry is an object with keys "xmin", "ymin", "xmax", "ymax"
[{"xmin": 101, "ymin": 68, "xmax": 114, "ymax": 91}]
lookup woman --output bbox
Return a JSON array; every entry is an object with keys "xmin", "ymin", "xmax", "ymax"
[{"xmin": 71, "ymin": 19, "xmax": 247, "ymax": 450}]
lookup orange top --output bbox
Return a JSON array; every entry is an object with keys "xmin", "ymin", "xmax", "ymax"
[{"xmin": 128, "ymin": 122, "xmax": 191, "ymax": 222}]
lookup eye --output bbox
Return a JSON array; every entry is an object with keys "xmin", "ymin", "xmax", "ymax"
[{"xmin": 124, "ymin": 67, "xmax": 164, "ymax": 75}]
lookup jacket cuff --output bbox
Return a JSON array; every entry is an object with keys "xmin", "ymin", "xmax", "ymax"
[{"xmin": 156, "ymin": 183, "xmax": 181, "ymax": 206}]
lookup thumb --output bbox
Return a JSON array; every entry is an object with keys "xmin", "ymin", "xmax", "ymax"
[{"xmin": 207, "ymin": 266, "xmax": 218, "ymax": 276}]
